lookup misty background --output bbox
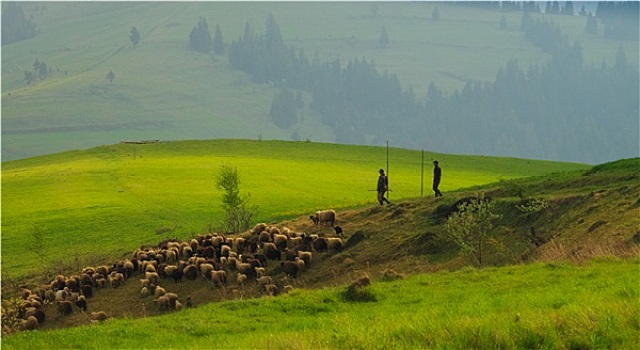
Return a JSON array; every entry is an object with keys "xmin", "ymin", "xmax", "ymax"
[{"xmin": 2, "ymin": 1, "xmax": 638, "ymax": 164}]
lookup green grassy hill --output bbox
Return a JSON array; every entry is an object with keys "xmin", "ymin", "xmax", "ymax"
[
  {"xmin": 1, "ymin": 139, "xmax": 588, "ymax": 280},
  {"xmin": 2, "ymin": 2, "xmax": 637, "ymax": 160},
  {"xmin": 1, "ymin": 142, "xmax": 638, "ymax": 347}
]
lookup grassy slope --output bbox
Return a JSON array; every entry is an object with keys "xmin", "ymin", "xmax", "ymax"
[
  {"xmin": 2, "ymin": 2, "xmax": 638, "ymax": 160},
  {"xmin": 3, "ymin": 258, "xmax": 638, "ymax": 349},
  {"xmin": 1, "ymin": 139, "xmax": 588, "ymax": 280},
  {"xmin": 1, "ymin": 146, "xmax": 638, "ymax": 346}
]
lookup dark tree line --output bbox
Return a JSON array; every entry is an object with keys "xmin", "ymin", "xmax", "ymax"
[
  {"xmin": 228, "ymin": 13, "xmax": 636, "ymax": 163},
  {"xmin": 2, "ymin": 2, "xmax": 37, "ymax": 46}
]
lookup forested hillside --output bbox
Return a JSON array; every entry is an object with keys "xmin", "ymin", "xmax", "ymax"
[{"xmin": 1, "ymin": 2, "xmax": 638, "ymax": 163}]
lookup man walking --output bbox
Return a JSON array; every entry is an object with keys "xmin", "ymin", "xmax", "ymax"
[
  {"xmin": 433, "ymin": 160, "xmax": 443, "ymax": 197},
  {"xmin": 377, "ymin": 168, "xmax": 391, "ymax": 205}
]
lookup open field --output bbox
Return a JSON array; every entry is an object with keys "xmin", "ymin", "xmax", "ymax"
[
  {"xmin": 2, "ymin": 2, "xmax": 637, "ymax": 160},
  {"xmin": 1, "ymin": 140, "xmax": 588, "ymax": 280},
  {"xmin": 1, "ymin": 140, "xmax": 638, "ymax": 347}
]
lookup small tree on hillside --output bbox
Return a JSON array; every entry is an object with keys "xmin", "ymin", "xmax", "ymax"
[
  {"xmin": 106, "ymin": 70, "xmax": 115, "ymax": 83},
  {"xmin": 213, "ymin": 24, "xmax": 224, "ymax": 55},
  {"xmin": 445, "ymin": 194, "xmax": 501, "ymax": 267},
  {"xmin": 130, "ymin": 26, "xmax": 140, "ymax": 46},
  {"xmin": 215, "ymin": 164, "xmax": 258, "ymax": 233}
]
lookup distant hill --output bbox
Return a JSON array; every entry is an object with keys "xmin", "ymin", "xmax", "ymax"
[{"xmin": 1, "ymin": 2, "xmax": 637, "ymax": 163}]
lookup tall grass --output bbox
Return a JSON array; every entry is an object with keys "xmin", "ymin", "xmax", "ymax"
[{"xmin": 2, "ymin": 257, "xmax": 637, "ymax": 349}]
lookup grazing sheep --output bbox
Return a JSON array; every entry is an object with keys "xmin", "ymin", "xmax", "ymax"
[
  {"xmin": 57, "ymin": 300, "xmax": 73, "ymax": 315},
  {"xmin": 263, "ymin": 243, "xmax": 281, "ymax": 261},
  {"xmin": 263, "ymin": 284, "xmax": 278, "ymax": 296},
  {"xmin": 255, "ymin": 267, "xmax": 266, "ymax": 278},
  {"xmin": 289, "ymin": 236, "xmax": 303, "ymax": 249},
  {"xmin": 163, "ymin": 265, "xmax": 178, "ymax": 279},
  {"xmin": 27, "ymin": 308, "xmax": 45, "ymax": 324},
  {"xmin": 333, "ymin": 226, "xmax": 344, "ymax": 237},
  {"xmin": 140, "ymin": 286, "xmax": 150, "ymax": 298},
  {"xmin": 75, "ymin": 295, "xmax": 87, "ymax": 312},
  {"xmin": 55, "ymin": 287, "xmax": 70, "ymax": 302},
  {"xmin": 298, "ymin": 251, "xmax": 312, "ymax": 267},
  {"xmin": 183, "ymin": 265, "xmax": 198, "ymax": 280},
  {"xmin": 312, "ymin": 237, "xmax": 328, "ymax": 252},
  {"xmin": 109, "ymin": 272, "xmax": 125, "ymax": 288},
  {"xmin": 256, "ymin": 276, "xmax": 273, "ymax": 288},
  {"xmin": 154, "ymin": 286, "xmax": 167, "ymax": 299},
  {"xmin": 281, "ymin": 261, "xmax": 299, "ymax": 278},
  {"xmin": 220, "ymin": 245, "xmax": 231, "ymax": 257},
  {"xmin": 21, "ymin": 316, "xmax": 38, "ymax": 331},
  {"xmin": 258, "ymin": 231, "xmax": 271, "ymax": 244},
  {"xmin": 81, "ymin": 284, "xmax": 93, "ymax": 299},
  {"xmin": 199, "ymin": 263, "xmax": 215, "ymax": 279},
  {"xmin": 237, "ymin": 273, "xmax": 247, "ymax": 287},
  {"xmin": 237, "ymin": 263, "xmax": 256, "ymax": 279},
  {"xmin": 145, "ymin": 272, "xmax": 160, "ymax": 285},
  {"xmin": 251, "ymin": 223, "xmax": 268, "ymax": 235},
  {"xmin": 211, "ymin": 270, "xmax": 227, "ymax": 287},
  {"xmin": 327, "ymin": 237, "xmax": 344, "ymax": 251},
  {"xmin": 91, "ymin": 311, "xmax": 109, "ymax": 322},
  {"xmin": 272, "ymin": 234, "xmax": 289, "ymax": 250},
  {"xmin": 294, "ymin": 257, "xmax": 306, "ymax": 272},
  {"xmin": 310, "ymin": 209, "xmax": 336, "ymax": 226},
  {"xmin": 283, "ymin": 285, "xmax": 294, "ymax": 294}
]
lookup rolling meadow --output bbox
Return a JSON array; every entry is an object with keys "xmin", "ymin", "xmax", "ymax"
[{"xmin": 2, "ymin": 140, "xmax": 639, "ymax": 348}]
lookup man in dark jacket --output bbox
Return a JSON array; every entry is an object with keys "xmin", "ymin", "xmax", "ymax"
[
  {"xmin": 433, "ymin": 161, "xmax": 443, "ymax": 197},
  {"xmin": 377, "ymin": 169, "xmax": 391, "ymax": 205}
]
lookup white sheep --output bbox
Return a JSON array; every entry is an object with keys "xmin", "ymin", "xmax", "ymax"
[
  {"xmin": 211, "ymin": 270, "xmax": 227, "ymax": 287},
  {"xmin": 236, "ymin": 273, "xmax": 247, "ymax": 287}
]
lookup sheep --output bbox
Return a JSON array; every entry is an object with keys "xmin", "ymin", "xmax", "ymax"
[
  {"xmin": 327, "ymin": 237, "xmax": 344, "ymax": 252},
  {"xmin": 226, "ymin": 256, "xmax": 239, "ymax": 270},
  {"xmin": 221, "ymin": 245, "xmax": 231, "ymax": 258},
  {"xmin": 55, "ymin": 287, "xmax": 70, "ymax": 302},
  {"xmin": 183, "ymin": 265, "xmax": 198, "ymax": 280},
  {"xmin": 211, "ymin": 270, "xmax": 227, "ymax": 287},
  {"xmin": 256, "ymin": 276, "xmax": 272, "ymax": 288},
  {"xmin": 333, "ymin": 225, "xmax": 344, "ymax": 237},
  {"xmin": 283, "ymin": 285, "xmax": 294, "ymax": 294},
  {"xmin": 81, "ymin": 284, "xmax": 93, "ymax": 299},
  {"xmin": 263, "ymin": 284, "xmax": 278, "ymax": 296},
  {"xmin": 236, "ymin": 273, "xmax": 247, "ymax": 287},
  {"xmin": 273, "ymin": 234, "xmax": 289, "ymax": 250},
  {"xmin": 312, "ymin": 237, "xmax": 328, "ymax": 252},
  {"xmin": 57, "ymin": 300, "xmax": 73, "ymax": 315},
  {"xmin": 289, "ymin": 236, "xmax": 303, "ymax": 250},
  {"xmin": 263, "ymin": 242, "xmax": 281, "ymax": 261},
  {"xmin": 255, "ymin": 267, "xmax": 266, "ymax": 278},
  {"xmin": 299, "ymin": 251, "xmax": 312, "ymax": 267},
  {"xmin": 20, "ymin": 316, "xmax": 38, "ymax": 331},
  {"xmin": 26, "ymin": 308, "xmax": 45, "ymax": 324},
  {"xmin": 90, "ymin": 311, "xmax": 109, "ymax": 322},
  {"xmin": 281, "ymin": 261, "xmax": 299, "ymax": 278},
  {"xmin": 155, "ymin": 295, "xmax": 171, "ymax": 310},
  {"xmin": 310, "ymin": 209, "xmax": 336, "ymax": 226},
  {"xmin": 109, "ymin": 272, "xmax": 125, "ymax": 288},
  {"xmin": 294, "ymin": 257, "xmax": 306, "ymax": 272},
  {"xmin": 140, "ymin": 286, "xmax": 150, "ymax": 298},
  {"xmin": 145, "ymin": 272, "xmax": 160, "ymax": 285},
  {"xmin": 75, "ymin": 295, "xmax": 87, "ymax": 312},
  {"xmin": 251, "ymin": 223, "xmax": 268, "ymax": 235},
  {"xmin": 258, "ymin": 231, "xmax": 271, "ymax": 244},
  {"xmin": 154, "ymin": 286, "xmax": 167, "ymax": 299},
  {"xmin": 237, "ymin": 263, "xmax": 256, "ymax": 279},
  {"xmin": 199, "ymin": 263, "xmax": 215, "ymax": 279},
  {"xmin": 163, "ymin": 265, "xmax": 178, "ymax": 279}
]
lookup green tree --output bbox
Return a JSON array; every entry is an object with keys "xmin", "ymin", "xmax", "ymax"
[
  {"xmin": 445, "ymin": 195, "xmax": 502, "ymax": 267},
  {"xmin": 213, "ymin": 24, "xmax": 224, "ymax": 55},
  {"xmin": 378, "ymin": 25, "xmax": 389, "ymax": 48},
  {"xmin": 585, "ymin": 13, "xmax": 597, "ymax": 35},
  {"xmin": 130, "ymin": 26, "xmax": 140, "ymax": 46},
  {"xmin": 189, "ymin": 17, "xmax": 212, "ymax": 53},
  {"xmin": 431, "ymin": 7, "xmax": 440, "ymax": 21},
  {"xmin": 269, "ymin": 88, "xmax": 298, "ymax": 128},
  {"xmin": 215, "ymin": 164, "xmax": 258, "ymax": 233},
  {"xmin": 1, "ymin": 2, "xmax": 37, "ymax": 46},
  {"xmin": 106, "ymin": 70, "xmax": 115, "ymax": 83}
]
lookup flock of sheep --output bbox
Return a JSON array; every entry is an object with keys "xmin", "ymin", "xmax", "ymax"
[{"xmin": 3, "ymin": 209, "xmax": 345, "ymax": 333}]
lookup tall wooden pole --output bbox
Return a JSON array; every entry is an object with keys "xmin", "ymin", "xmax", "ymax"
[
  {"xmin": 386, "ymin": 140, "xmax": 389, "ymax": 199},
  {"xmin": 421, "ymin": 149, "xmax": 424, "ymax": 196}
]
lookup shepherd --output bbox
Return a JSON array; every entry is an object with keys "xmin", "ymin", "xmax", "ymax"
[
  {"xmin": 433, "ymin": 160, "xmax": 443, "ymax": 197},
  {"xmin": 377, "ymin": 168, "xmax": 391, "ymax": 205}
]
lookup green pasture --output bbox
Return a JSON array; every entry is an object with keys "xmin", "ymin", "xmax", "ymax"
[
  {"xmin": 2, "ymin": 257, "xmax": 637, "ymax": 349},
  {"xmin": 2, "ymin": 2, "xmax": 637, "ymax": 161},
  {"xmin": 1, "ymin": 140, "xmax": 588, "ymax": 280}
]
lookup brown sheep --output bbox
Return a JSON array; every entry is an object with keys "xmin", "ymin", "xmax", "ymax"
[
  {"xmin": 211, "ymin": 270, "xmax": 227, "ymax": 287},
  {"xmin": 281, "ymin": 261, "xmax": 299, "ymax": 278},
  {"xmin": 57, "ymin": 300, "xmax": 73, "ymax": 315},
  {"xmin": 91, "ymin": 311, "xmax": 109, "ymax": 321},
  {"xmin": 310, "ymin": 209, "xmax": 336, "ymax": 226}
]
